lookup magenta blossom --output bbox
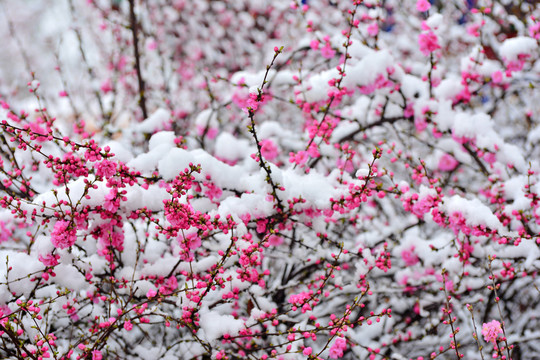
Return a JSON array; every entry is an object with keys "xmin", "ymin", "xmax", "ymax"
[
  {"xmin": 482, "ymin": 320, "xmax": 503, "ymax": 344},
  {"xmin": 260, "ymin": 139, "xmax": 279, "ymax": 161},
  {"xmin": 416, "ymin": 0, "xmax": 431, "ymax": 12},
  {"xmin": 329, "ymin": 337, "xmax": 347, "ymax": 359},
  {"xmin": 51, "ymin": 220, "xmax": 77, "ymax": 249},
  {"xmin": 438, "ymin": 154, "xmax": 459, "ymax": 171},
  {"xmin": 401, "ymin": 246, "xmax": 420, "ymax": 266},
  {"xmin": 418, "ymin": 31, "xmax": 441, "ymax": 55}
]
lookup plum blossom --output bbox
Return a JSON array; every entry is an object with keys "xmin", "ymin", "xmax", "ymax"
[
  {"xmin": 95, "ymin": 159, "xmax": 117, "ymax": 178},
  {"xmin": 289, "ymin": 151, "xmax": 309, "ymax": 166},
  {"xmin": 482, "ymin": 320, "xmax": 503, "ymax": 344},
  {"xmin": 267, "ymin": 234, "xmax": 283, "ymax": 246},
  {"xmin": 416, "ymin": 0, "xmax": 431, "ymax": 12},
  {"xmin": 491, "ymin": 70, "xmax": 503, "ymax": 84},
  {"xmin": 92, "ymin": 350, "xmax": 103, "ymax": 360},
  {"xmin": 39, "ymin": 253, "xmax": 60, "ymax": 266},
  {"xmin": 104, "ymin": 188, "xmax": 120, "ymax": 212},
  {"xmin": 51, "ymin": 220, "xmax": 77, "ymax": 249},
  {"xmin": 401, "ymin": 246, "xmax": 419, "ymax": 266},
  {"xmin": 418, "ymin": 31, "xmax": 441, "ymax": 55},
  {"xmin": 260, "ymin": 139, "xmax": 279, "ymax": 161},
  {"xmin": 100, "ymin": 79, "xmax": 112, "ymax": 93},
  {"xmin": 196, "ymin": 124, "xmax": 218, "ymax": 139},
  {"xmin": 438, "ymin": 154, "xmax": 458, "ymax": 171},
  {"xmin": 530, "ymin": 21, "xmax": 540, "ymax": 40},
  {"xmin": 320, "ymin": 36, "xmax": 335, "ymax": 59},
  {"xmin": 164, "ymin": 201, "xmax": 193, "ymax": 229},
  {"xmin": 367, "ymin": 22, "xmax": 379, "ymax": 36},
  {"xmin": 329, "ymin": 337, "xmax": 347, "ymax": 359},
  {"xmin": 0, "ymin": 221, "xmax": 12, "ymax": 243}
]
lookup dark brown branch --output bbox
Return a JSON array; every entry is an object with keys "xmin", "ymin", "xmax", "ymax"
[{"xmin": 128, "ymin": 0, "xmax": 148, "ymax": 119}]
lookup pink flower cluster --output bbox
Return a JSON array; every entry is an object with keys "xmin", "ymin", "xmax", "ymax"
[
  {"xmin": 438, "ymin": 154, "xmax": 458, "ymax": 171},
  {"xmin": 482, "ymin": 320, "xmax": 502, "ymax": 344},
  {"xmin": 50, "ymin": 220, "xmax": 77, "ymax": 249},
  {"xmin": 164, "ymin": 201, "xmax": 193, "ymax": 230},
  {"xmin": 329, "ymin": 337, "xmax": 347, "ymax": 359},
  {"xmin": 260, "ymin": 139, "xmax": 279, "ymax": 161},
  {"xmin": 416, "ymin": 0, "xmax": 431, "ymax": 12},
  {"xmin": 418, "ymin": 31, "xmax": 441, "ymax": 56}
]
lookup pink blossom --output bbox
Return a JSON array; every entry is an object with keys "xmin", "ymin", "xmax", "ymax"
[
  {"xmin": 39, "ymin": 254, "xmax": 60, "ymax": 266},
  {"xmin": 165, "ymin": 201, "xmax": 193, "ymax": 229},
  {"xmin": 289, "ymin": 151, "xmax": 309, "ymax": 166},
  {"xmin": 438, "ymin": 154, "xmax": 459, "ymax": 171},
  {"xmin": 147, "ymin": 40, "xmax": 157, "ymax": 50},
  {"xmin": 367, "ymin": 22, "xmax": 379, "ymax": 36},
  {"xmin": 123, "ymin": 320, "xmax": 133, "ymax": 331},
  {"xmin": 307, "ymin": 143, "xmax": 320, "ymax": 158},
  {"xmin": 51, "ymin": 220, "xmax": 77, "ymax": 249},
  {"xmin": 29, "ymin": 121, "xmax": 48, "ymax": 142},
  {"xmin": 411, "ymin": 196, "xmax": 436, "ymax": 217},
  {"xmin": 95, "ymin": 160, "xmax": 117, "ymax": 178},
  {"xmin": 401, "ymin": 246, "xmax": 419, "ymax": 266},
  {"xmin": 303, "ymin": 347, "xmax": 312, "ymax": 356},
  {"xmin": 416, "ymin": 0, "xmax": 431, "ymax": 12},
  {"xmin": 484, "ymin": 152, "xmax": 497, "ymax": 164},
  {"xmin": 454, "ymin": 87, "xmax": 471, "ymax": 104},
  {"xmin": 404, "ymin": 103, "xmax": 415, "ymax": 118},
  {"xmin": 268, "ymin": 235, "xmax": 283, "ymax": 246},
  {"xmin": 92, "ymin": 350, "xmax": 103, "ymax": 360},
  {"xmin": 418, "ymin": 31, "xmax": 440, "ymax": 55},
  {"xmin": 179, "ymin": 232, "xmax": 202, "ymax": 250},
  {"xmin": 414, "ymin": 117, "xmax": 428, "ymax": 132},
  {"xmin": 260, "ymin": 139, "xmax": 279, "ymax": 161},
  {"xmin": 0, "ymin": 221, "xmax": 12, "ymax": 243},
  {"xmin": 491, "ymin": 70, "xmax": 503, "ymax": 84},
  {"xmin": 161, "ymin": 276, "xmax": 178, "ymax": 295},
  {"xmin": 100, "ymin": 79, "xmax": 113, "ymax": 93},
  {"xmin": 329, "ymin": 337, "xmax": 347, "ymax": 359},
  {"xmin": 104, "ymin": 188, "xmax": 120, "ymax": 212},
  {"xmin": 529, "ymin": 22, "xmax": 540, "ymax": 40},
  {"xmin": 482, "ymin": 320, "xmax": 502, "ymax": 344},
  {"xmin": 505, "ymin": 56, "xmax": 528, "ymax": 74},
  {"xmin": 203, "ymin": 181, "xmax": 222, "ymax": 202},
  {"xmin": 320, "ymin": 43, "xmax": 335, "ymax": 59},
  {"xmin": 196, "ymin": 125, "xmax": 218, "ymax": 139},
  {"xmin": 467, "ymin": 23, "xmax": 481, "ymax": 37}
]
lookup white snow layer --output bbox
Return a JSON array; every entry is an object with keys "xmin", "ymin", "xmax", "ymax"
[{"xmin": 199, "ymin": 307, "xmax": 244, "ymax": 342}]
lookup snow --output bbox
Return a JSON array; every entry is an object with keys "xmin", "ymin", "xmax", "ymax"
[
  {"xmin": 452, "ymin": 112, "xmax": 493, "ymax": 142},
  {"xmin": 299, "ymin": 68, "xmax": 339, "ymax": 103},
  {"xmin": 344, "ymin": 50, "xmax": 395, "ymax": 88},
  {"xmin": 199, "ymin": 307, "xmax": 245, "ymax": 342},
  {"xmin": 135, "ymin": 108, "xmax": 171, "ymax": 133},
  {"xmin": 426, "ymin": 13, "xmax": 443, "ymax": 30},
  {"xmin": 0, "ymin": 252, "xmax": 42, "ymax": 298},
  {"xmin": 231, "ymin": 69, "xmax": 277, "ymax": 88},
  {"xmin": 54, "ymin": 264, "xmax": 88, "ymax": 291},
  {"xmin": 214, "ymin": 132, "xmax": 252, "ymax": 162},
  {"xmin": 102, "ymin": 140, "xmax": 133, "ymax": 163},
  {"xmin": 158, "ymin": 147, "xmax": 196, "ymax": 179},
  {"xmin": 434, "ymin": 77, "xmax": 462, "ymax": 101},
  {"xmin": 440, "ymin": 195, "xmax": 503, "ymax": 231},
  {"xmin": 149, "ymin": 131, "xmax": 177, "ymax": 151},
  {"xmin": 499, "ymin": 36, "xmax": 538, "ymax": 61}
]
